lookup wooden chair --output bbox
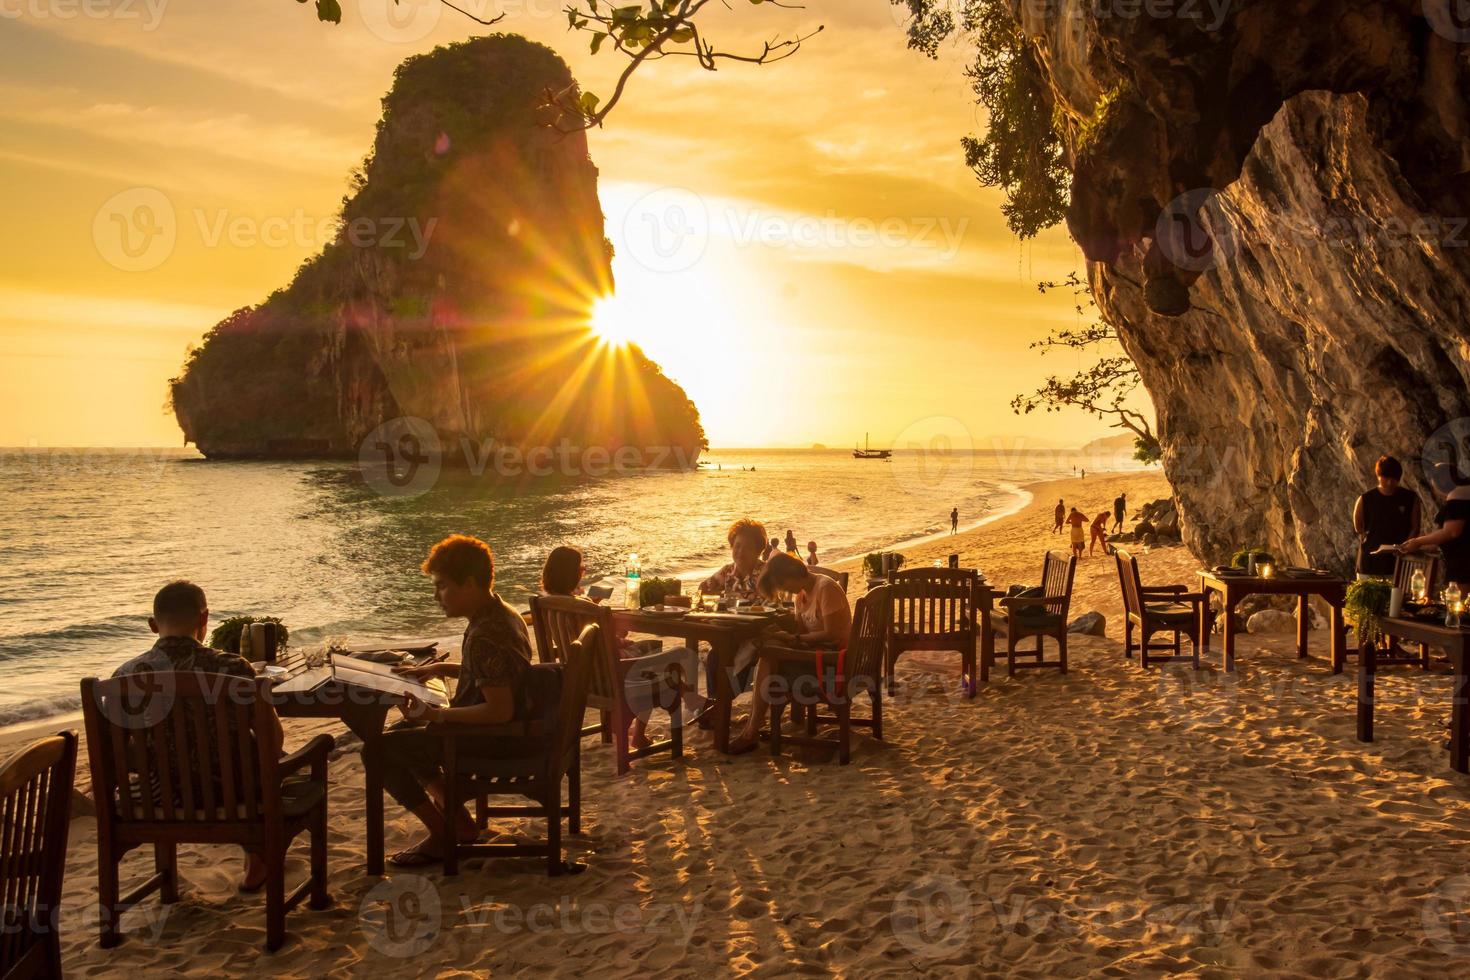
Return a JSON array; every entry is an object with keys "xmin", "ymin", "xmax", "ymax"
[
  {"xmin": 438, "ymin": 623, "xmax": 596, "ymax": 877},
  {"xmin": 530, "ymin": 596, "xmax": 684, "ymax": 775},
  {"xmin": 81, "ymin": 674, "xmax": 334, "ymax": 952},
  {"xmin": 988, "ymin": 552, "xmax": 1077, "ymax": 676},
  {"xmin": 766, "ymin": 587, "xmax": 889, "ymax": 765},
  {"xmin": 1383, "ymin": 551, "xmax": 1443, "ymax": 668},
  {"xmin": 0, "ymin": 732, "xmax": 77, "ymax": 980},
  {"xmin": 811, "ymin": 566, "xmax": 851, "ymax": 593},
  {"xmin": 1115, "ymin": 549, "xmax": 1207, "ymax": 668},
  {"xmin": 885, "ymin": 568, "xmax": 980, "ymax": 698}
]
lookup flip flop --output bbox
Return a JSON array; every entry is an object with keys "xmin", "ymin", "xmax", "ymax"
[
  {"xmin": 725, "ymin": 736, "xmax": 760, "ymax": 756},
  {"xmin": 389, "ymin": 847, "xmax": 444, "ymax": 869}
]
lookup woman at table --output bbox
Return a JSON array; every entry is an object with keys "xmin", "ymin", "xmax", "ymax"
[
  {"xmin": 727, "ymin": 553, "xmax": 852, "ymax": 755},
  {"xmin": 540, "ymin": 546, "xmax": 700, "ymax": 750},
  {"xmin": 701, "ymin": 518, "xmax": 768, "ymax": 604},
  {"xmin": 1400, "ymin": 462, "xmax": 1470, "ymax": 587},
  {"xmin": 1353, "ymin": 455, "xmax": 1421, "ymax": 576},
  {"xmin": 698, "ymin": 518, "xmax": 770, "ymax": 703}
]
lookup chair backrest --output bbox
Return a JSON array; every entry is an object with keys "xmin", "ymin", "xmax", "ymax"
[
  {"xmin": 550, "ymin": 624, "xmax": 598, "ymax": 774},
  {"xmin": 811, "ymin": 566, "xmax": 851, "ymax": 593},
  {"xmin": 1114, "ymin": 549, "xmax": 1144, "ymax": 617},
  {"xmin": 530, "ymin": 595, "xmax": 618, "ymax": 704},
  {"xmin": 844, "ymin": 586, "xmax": 891, "ymax": 682},
  {"xmin": 887, "ymin": 567, "xmax": 978, "ymax": 639},
  {"xmin": 1041, "ymin": 551, "xmax": 1078, "ymax": 619},
  {"xmin": 0, "ymin": 732, "xmax": 76, "ymax": 978},
  {"xmin": 1393, "ymin": 551, "xmax": 1441, "ymax": 595},
  {"xmin": 81, "ymin": 673, "xmax": 279, "ymax": 826}
]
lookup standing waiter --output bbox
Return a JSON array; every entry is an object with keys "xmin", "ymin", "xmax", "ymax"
[{"xmin": 1353, "ymin": 455, "xmax": 1421, "ymax": 576}]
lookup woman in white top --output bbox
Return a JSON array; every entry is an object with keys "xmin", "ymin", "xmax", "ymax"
[{"xmin": 728, "ymin": 553, "xmax": 852, "ymax": 754}]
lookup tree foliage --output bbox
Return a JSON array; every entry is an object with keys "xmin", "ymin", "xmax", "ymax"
[
  {"xmin": 1012, "ymin": 273, "xmax": 1161, "ymax": 463},
  {"xmin": 892, "ymin": 0, "xmax": 1069, "ymax": 238},
  {"xmin": 296, "ymin": 0, "xmax": 822, "ymax": 131}
]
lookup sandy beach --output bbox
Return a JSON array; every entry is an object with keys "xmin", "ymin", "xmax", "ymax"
[{"xmin": 17, "ymin": 469, "xmax": 1470, "ymax": 976}]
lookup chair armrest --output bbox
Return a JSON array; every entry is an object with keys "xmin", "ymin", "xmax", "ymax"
[
  {"xmin": 1140, "ymin": 585, "xmax": 1187, "ymax": 595},
  {"xmin": 278, "ymin": 733, "xmax": 335, "ymax": 779},
  {"xmin": 999, "ymin": 595, "xmax": 1053, "ymax": 611},
  {"xmin": 424, "ymin": 720, "xmax": 549, "ymax": 739}
]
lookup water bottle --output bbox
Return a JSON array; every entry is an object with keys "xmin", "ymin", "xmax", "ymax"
[
  {"xmin": 1446, "ymin": 582, "xmax": 1463, "ymax": 628},
  {"xmin": 1410, "ymin": 568, "xmax": 1427, "ymax": 604},
  {"xmin": 626, "ymin": 553, "xmax": 642, "ymax": 609}
]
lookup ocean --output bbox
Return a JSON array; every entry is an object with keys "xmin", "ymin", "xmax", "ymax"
[{"xmin": 0, "ymin": 445, "xmax": 1131, "ymax": 728}]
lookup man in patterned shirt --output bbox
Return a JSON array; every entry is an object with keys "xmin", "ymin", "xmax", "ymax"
[
  {"xmin": 383, "ymin": 535, "xmax": 535, "ymax": 867},
  {"xmin": 112, "ymin": 580, "xmax": 282, "ymax": 891}
]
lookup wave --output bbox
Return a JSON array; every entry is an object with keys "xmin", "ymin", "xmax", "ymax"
[
  {"xmin": 0, "ymin": 694, "xmax": 83, "ymax": 728},
  {"xmin": 0, "ymin": 616, "xmax": 142, "ymax": 655}
]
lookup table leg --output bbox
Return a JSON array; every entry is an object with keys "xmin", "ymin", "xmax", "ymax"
[
  {"xmin": 1199, "ymin": 587, "xmax": 1213, "ymax": 655},
  {"xmin": 1296, "ymin": 594, "xmax": 1310, "ymax": 659},
  {"xmin": 342, "ymin": 704, "xmax": 390, "ymax": 877},
  {"xmin": 1331, "ymin": 599, "xmax": 1346, "ymax": 675},
  {"xmin": 712, "ymin": 639, "xmax": 733, "ymax": 754},
  {"xmin": 1223, "ymin": 596, "xmax": 1239, "ymax": 673},
  {"xmin": 980, "ymin": 608, "xmax": 993, "ymax": 685},
  {"xmin": 1452, "ymin": 650, "xmax": 1469, "ymax": 775},
  {"xmin": 1357, "ymin": 639, "xmax": 1375, "ymax": 743}
]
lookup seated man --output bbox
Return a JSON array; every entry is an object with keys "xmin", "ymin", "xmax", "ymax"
[
  {"xmin": 113, "ymin": 580, "xmax": 283, "ymax": 892},
  {"xmin": 387, "ymin": 535, "xmax": 535, "ymax": 867}
]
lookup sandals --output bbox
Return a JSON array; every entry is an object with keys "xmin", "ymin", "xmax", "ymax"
[{"xmin": 389, "ymin": 846, "xmax": 444, "ymax": 869}]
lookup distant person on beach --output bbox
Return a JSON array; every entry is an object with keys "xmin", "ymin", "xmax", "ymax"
[
  {"xmin": 951, "ymin": 507, "xmax": 959, "ymax": 534},
  {"xmin": 1400, "ymin": 462, "xmax": 1470, "ymax": 587},
  {"xmin": 114, "ymin": 580, "xmax": 283, "ymax": 892},
  {"xmin": 763, "ymin": 537, "xmax": 781, "ymax": 562},
  {"xmin": 382, "ymin": 535, "xmax": 534, "ymax": 868},
  {"xmin": 540, "ymin": 545, "xmax": 698, "ymax": 751},
  {"xmin": 1090, "ymin": 511, "xmax": 1111, "ymax": 556},
  {"xmin": 1353, "ymin": 455, "xmax": 1421, "ymax": 576},
  {"xmin": 728, "ymin": 553, "xmax": 852, "ymax": 755},
  {"xmin": 1054, "ymin": 499, "xmax": 1066, "ymax": 534},
  {"xmin": 1066, "ymin": 507, "xmax": 1088, "ymax": 558},
  {"xmin": 784, "ymin": 530, "xmax": 799, "ymax": 554},
  {"xmin": 806, "ymin": 541, "xmax": 820, "ymax": 566},
  {"xmin": 1113, "ymin": 493, "xmax": 1128, "ymax": 533}
]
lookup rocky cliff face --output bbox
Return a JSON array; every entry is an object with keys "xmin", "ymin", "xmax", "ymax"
[
  {"xmin": 171, "ymin": 35, "xmax": 705, "ymax": 467},
  {"xmin": 1023, "ymin": 1, "xmax": 1470, "ymax": 568}
]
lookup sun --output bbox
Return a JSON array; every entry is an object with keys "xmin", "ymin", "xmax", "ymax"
[{"xmin": 590, "ymin": 295, "xmax": 637, "ymax": 348}]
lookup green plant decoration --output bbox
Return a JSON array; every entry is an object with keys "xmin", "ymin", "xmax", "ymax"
[
  {"xmin": 1345, "ymin": 578, "xmax": 1392, "ymax": 647},
  {"xmin": 863, "ymin": 553, "xmax": 907, "ymax": 578},
  {"xmin": 209, "ymin": 616, "xmax": 289, "ymax": 656},
  {"xmin": 638, "ymin": 577, "xmax": 683, "ymax": 607}
]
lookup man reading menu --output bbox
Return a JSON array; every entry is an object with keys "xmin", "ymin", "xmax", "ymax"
[{"xmin": 382, "ymin": 535, "xmax": 534, "ymax": 867}]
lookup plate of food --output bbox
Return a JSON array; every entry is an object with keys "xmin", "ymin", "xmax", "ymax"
[{"xmin": 640, "ymin": 605, "xmax": 691, "ymax": 618}]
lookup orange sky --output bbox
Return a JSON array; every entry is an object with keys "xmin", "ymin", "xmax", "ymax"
[{"xmin": 0, "ymin": 0, "xmax": 1151, "ymax": 450}]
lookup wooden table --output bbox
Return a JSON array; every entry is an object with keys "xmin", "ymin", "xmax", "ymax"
[
  {"xmin": 271, "ymin": 682, "xmax": 397, "ymax": 876},
  {"xmin": 612, "ymin": 610, "xmax": 773, "ymax": 754},
  {"xmin": 1357, "ymin": 616, "xmax": 1470, "ymax": 774},
  {"xmin": 1197, "ymin": 570, "xmax": 1348, "ymax": 673}
]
